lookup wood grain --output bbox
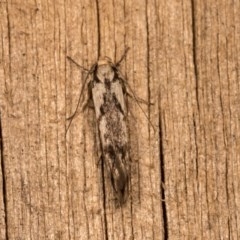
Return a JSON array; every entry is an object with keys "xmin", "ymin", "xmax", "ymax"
[{"xmin": 0, "ymin": 0, "xmax": 239, "ymax": 239}]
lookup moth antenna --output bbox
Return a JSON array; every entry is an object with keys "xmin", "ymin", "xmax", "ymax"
[
  {"xmin": 116, "ymin": 47, "xmax": 130, "ymax": 66},
  {"xmin": 67, "ymin": 56, "xmax": 90, "ymax": 72},
  {"xmin": 66, "ymin": 57, "xmax": 93, "ymax": 135}
]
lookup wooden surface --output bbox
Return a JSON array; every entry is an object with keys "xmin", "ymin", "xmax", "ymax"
[{"xmin": 0, "ymin": 0, "xmax": 240, "ymax": 239}]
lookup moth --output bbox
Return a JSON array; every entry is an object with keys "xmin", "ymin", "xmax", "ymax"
[{"xmin": 67, "ymin": 49, "xmax": 131, "ymax": 204}]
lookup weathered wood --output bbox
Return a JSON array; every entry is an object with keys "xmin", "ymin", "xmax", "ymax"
[{"xmin": 0, "ymin": 0, "xmax": 240, "ymax": 239}]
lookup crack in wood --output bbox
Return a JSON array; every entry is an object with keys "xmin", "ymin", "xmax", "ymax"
[{"xmin": 0, "ymin": 112, "xmax": 9, "ymax": 240}]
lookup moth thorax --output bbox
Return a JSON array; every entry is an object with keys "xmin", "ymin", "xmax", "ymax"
[{"xmin": 96, "ymin": 63, "xmax": 115, "ymax": 82}]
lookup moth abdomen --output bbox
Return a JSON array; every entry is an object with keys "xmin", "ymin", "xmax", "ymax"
[{"xmin": 105, "ymin": 144, "xmax": 129, "ymax": 204}]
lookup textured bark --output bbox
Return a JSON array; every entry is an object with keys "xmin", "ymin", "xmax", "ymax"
[{"xmin": 0, "ymin": 0, "xmax": 240, "ymax": 239}]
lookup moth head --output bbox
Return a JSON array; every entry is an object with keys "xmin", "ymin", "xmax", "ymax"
[
  {"xmin": 96, "ymin": 57, "xmax": 115, "ymax": 82},
  {"xmin": 97, "ymin": 56, "xmax": 114, "ymax": 66}
]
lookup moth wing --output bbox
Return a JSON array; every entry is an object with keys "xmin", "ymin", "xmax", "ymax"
[
  {"xmin": 91, "ymin": 82, "xmax": 106, "ymax": 120},
  {"xmin": 111, "ymin": 71, "xmax": 127, "ymax": 115}
]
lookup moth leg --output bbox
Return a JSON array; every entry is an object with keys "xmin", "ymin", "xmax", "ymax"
[
  {"xmin": 66, "ymin": 93, "xmax": 91, "ymax": 121},
  {"xmin": 117, "ymin": 71, "xmax": 154, "ymax": 106},
  {"xmin": 126, "ymin": 91, "xmax": 153, "ymax": 105},
  {"xmin": 66, "ymin": 94, "xmax": 90, "ymax": 124},
  {"xmin": 121, "ymin": 81, "xmax": 155, "ymax": 131}
]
